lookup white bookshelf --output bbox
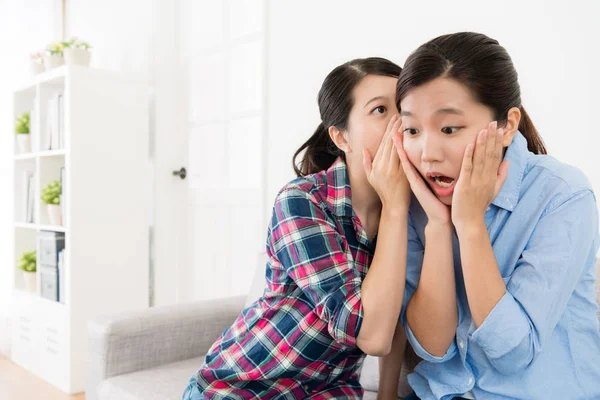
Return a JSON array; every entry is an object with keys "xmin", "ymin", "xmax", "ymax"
[{"xmin": 10, "ymin": 65, "xmax": 149, "ymax": 394}]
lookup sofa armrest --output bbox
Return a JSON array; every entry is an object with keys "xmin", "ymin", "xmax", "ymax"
[{"xmin": 86, "ymin": 295, "xmax": 245, "ymax": 400}]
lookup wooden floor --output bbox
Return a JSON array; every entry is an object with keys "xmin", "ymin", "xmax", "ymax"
[{"xmin": 0, "ymin": 357, "xmax": 85, "ymax": 400}]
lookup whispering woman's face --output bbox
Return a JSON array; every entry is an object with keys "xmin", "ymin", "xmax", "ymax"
[{"xmin": 342, "ymin": 74, "xmax": 398, "ymax": 175}]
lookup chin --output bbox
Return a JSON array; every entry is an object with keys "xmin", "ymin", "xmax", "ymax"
[{"xmin": 439, "ymin": 195, "xmax": 453, "ymax": 206}]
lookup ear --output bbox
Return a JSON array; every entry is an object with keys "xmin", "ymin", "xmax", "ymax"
[
  {"xmin": 502, "ymin": 107, "xmax": 521, "ymax": 147},
  {"xmin": 329, "ymin": 125, "xmax": 351, "ymax": 153}
]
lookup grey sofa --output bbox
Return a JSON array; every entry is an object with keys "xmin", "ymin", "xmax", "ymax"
[{"xmin": 88, "ymin": 261, "xmax": 600, "ymax": 400}]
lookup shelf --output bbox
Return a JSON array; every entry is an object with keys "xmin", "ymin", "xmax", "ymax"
[
  {"xmin": 13, "ymin": 288, "xmax": 66, "ymax": 311},
  {"xmin": 14, "ymin": 222, "xmax": 67, "ymax": 233},
  {"xmin": 14, "ymin": 149, "xmax": 67, "ymax": 161}
]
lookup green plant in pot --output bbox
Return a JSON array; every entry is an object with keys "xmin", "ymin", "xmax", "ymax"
[
  {"xmin": 15, "ymin": 112, "xmax": 31, "ymax": 153},
  {"xmin": 44, "ymin": 41, "xmax": 65, "ymax": 70},
  {"xmin": 62, "ymin": 37, "xmax": 92, "ymax": 67},
  {"xmin": 18, "ymin": 250, "xmax": 37, "ymax": 291},
  {"xmin": 41, "ymin": 180, "xmax": 62, "ymax": 226}
]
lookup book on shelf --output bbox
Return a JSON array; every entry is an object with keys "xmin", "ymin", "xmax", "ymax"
[
  {"xmin": 22, "ymin": 171, "xmax": 35, "ymax": 223},
  {"xmin": 45, "ymin": 93, "xmax": 64, "ymax": 150}
]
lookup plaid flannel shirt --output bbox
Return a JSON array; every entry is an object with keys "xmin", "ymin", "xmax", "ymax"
[{"xmin": 196, "ymin": 158, "xmax": 376, "ymax": 399}]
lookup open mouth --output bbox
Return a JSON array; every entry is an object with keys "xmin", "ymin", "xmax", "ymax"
[
  {"xmin": 424, "ymin": 172, "xmax": 457, "ymax": 197},
  {"xmin": 428, "ymin": 174, "xmax": 455, "ymax": 187}
]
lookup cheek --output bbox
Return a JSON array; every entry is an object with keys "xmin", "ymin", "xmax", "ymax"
[{"xmin": 402, "ymin": 138, "xmax": 421, "ymax": 165}]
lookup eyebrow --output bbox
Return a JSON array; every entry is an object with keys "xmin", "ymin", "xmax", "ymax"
[
  {"xmin": 400, "ymin": 108, "xmax": 464, "ymax": 117},
  {"xmin": 363, "ymin": 96, "xmax": 387, "ymax": 109}
]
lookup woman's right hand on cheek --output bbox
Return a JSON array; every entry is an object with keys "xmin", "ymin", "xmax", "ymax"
[
  {"xmin": 362, "ymin": 115, "xmax": 411, "ymax": 214},
  {"xmin": 393, "ymin": 131, "xmax": 451, "ymax": 226}
]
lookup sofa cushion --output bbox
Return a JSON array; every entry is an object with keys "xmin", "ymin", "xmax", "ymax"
[{"xmin": 97, "ymin": 356, "xmax": 203, "ymax": 400}]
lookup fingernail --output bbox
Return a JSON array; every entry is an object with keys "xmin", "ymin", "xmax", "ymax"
[
  {"xmin": 498, "ymin": 128, "xmax": 504, "ymax": 136},
  {"xmin": 492, "ymin": 121, "xmax": 498, "ymax": 129}
]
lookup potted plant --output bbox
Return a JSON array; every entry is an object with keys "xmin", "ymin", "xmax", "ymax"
[
  {"xmin": 44, "ymin": 41, "xmax": 65, "ymax": 70},
  {"xmin": 18, "ymin": 250, "xmax": 37, "ymax": 292},
  {"xmin": 30, "ymin": 51, "xmax": 45, "ymax": 74},
  {"xmin": 15, "ymin": 112, "xmax": 31, "ymax": 153},
  {"xmin": 63, "ymin": 38, "xmax": 92, "ymax": 67},
  {"xmin": 41, "ymin": 180, "xmax": 62, "ymax": 225}
]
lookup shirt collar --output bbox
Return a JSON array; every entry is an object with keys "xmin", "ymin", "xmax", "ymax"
[
  {"xmin": 325, "ymin": 157, "xmax": 354, "ymax": 218},
  {"xmin": 491, "ymin": 130, "xmax": 530, "ymax": 212}
]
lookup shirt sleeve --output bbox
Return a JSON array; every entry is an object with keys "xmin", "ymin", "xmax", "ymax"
[
  {"xmin": 266, "ymin": 186, "xmax": 363, "ymax": 348},
  {"xmin": 471, "ymin": 190, "xmax": 598, "ymax": 375},
  {"xmin": 400, "ymin": 209, "xmax": 457, "ymax": 363}
]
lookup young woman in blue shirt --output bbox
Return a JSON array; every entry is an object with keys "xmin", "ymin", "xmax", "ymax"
[{"xmin": 387, "ymin": 32, "xmax": 600, "ymax": 400}]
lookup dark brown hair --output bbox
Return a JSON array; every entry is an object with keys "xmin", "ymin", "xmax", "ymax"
[
  {"xmin": 293, "ymin": 57, "xmax": 402, "ymax": 177},
  {"xmin": 396, "ymin": 32, "xmax": 547, "ymax": 155}
]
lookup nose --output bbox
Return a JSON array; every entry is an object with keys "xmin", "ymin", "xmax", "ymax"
[{"xmin": 421, "ymin": 133, "xmax": 444, "ymax": 164}]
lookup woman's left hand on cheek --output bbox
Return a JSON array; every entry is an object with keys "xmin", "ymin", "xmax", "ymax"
[{"xmin": 451, "ymin": 121, "xmax": 510, "ymax": 231}]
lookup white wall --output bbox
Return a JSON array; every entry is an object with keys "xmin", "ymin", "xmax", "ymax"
[{"xmin": 266, "ymin": 0, "xmax": 600, "ymax": 213}]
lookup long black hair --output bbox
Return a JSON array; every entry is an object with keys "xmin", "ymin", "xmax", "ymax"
[
  {"xmin": 293, "ymin": 57, "xmax": 402, "ymax": 176},
  {"xmin": 396, "ymin": 32, "xmax": 546, "ymax": 155}
]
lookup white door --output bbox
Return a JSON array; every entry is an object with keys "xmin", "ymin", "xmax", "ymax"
[{"xmin": 152, "ymin": 0, "xmax": 268, "ymax": 306}]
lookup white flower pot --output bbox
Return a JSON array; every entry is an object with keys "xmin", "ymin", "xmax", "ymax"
[
  {"xmin": 22, "ymin": 271, "xmax": 36, "ymax": 292},
  {"xmin": 47, "ymin": 204, "xmax": 62, "ymax": 226},
  {"xmin": 30, "ymin": 61, "xmax": 45, "ymax": 75},
  {"xmin": 64, "ymin": 48, "xmax": 91, "ymax": 67},
  {"xmin": 44, "ymin": 53, "xmax": 64, "ymax": 70},
  {"xmin": 17, "ymin": 134, "xmax": 31, "ymax": 153}
]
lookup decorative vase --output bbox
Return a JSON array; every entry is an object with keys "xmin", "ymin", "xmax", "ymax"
[
  {"xmin": 30, "ymin": 61, "xmax": 45, "ymax": 75},
  {"xmin": 22, "ymin": 271, "xmax": 36, "ymax": 292},
  {"xmin": 17, "ymin": 134, "xmax": 31, "ymax": 153},
  {"xmin": 47, "ymin": 204, "xmax": 63, "ymax": 226},
  {"xmin": 64, "ymin": 48, "xmax": 91, "ymax": 67},
  {"xmin": 44, "ymin": 53, "xmax": 65, "ymax": 70}
]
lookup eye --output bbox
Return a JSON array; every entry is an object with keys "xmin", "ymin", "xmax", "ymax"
[
  {"xmin": 441, "ymin": 126, "xmax": 461, "ymax": 135},
  {"xmin": 372, "ymin": 105, "xmax": 386, "ymax": 115},
  {"xmin": 403, "ymin": 127, "xmax": 419, "ymax": 135}
]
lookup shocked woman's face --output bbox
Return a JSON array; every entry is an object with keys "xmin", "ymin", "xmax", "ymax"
[{"xmin": 400, "ymin": 77, "xmax": 501, "ymax": 205}]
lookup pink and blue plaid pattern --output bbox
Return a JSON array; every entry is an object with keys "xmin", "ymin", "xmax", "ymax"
[{"xmin": 196, "ymin": 158, "xmax": 376, "ymax": 399}]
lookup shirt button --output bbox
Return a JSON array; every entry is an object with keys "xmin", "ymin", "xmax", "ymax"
[
  {"xmin": 468, "ymin": 377, "xmax": 474, "ymax": 385},
  {"xmin": 304, "ymin": 385, "xmax": 309, "ymax": 391},
  {"xmin": 459, "ymin": 340, "xmax": 465, "ymax": 349}
]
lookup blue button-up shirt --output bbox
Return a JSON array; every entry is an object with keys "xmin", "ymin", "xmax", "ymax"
[{"xmin": 402, "ymin": 132, "xmax": 600, "ymax": 399}]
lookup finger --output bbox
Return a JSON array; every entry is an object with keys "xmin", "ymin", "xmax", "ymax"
[
  {"xmin": 388, "ymin": 121, "xmax": 403, "ymax": 169},
  {"xmin": 376, "ymin": 115, "xmax": 398, "ymax": 161},
  {"xmin": 496, "ymin": 127, "xmax": 505, "ymax": 164},
  {"xmin": 363, "ymin": 148, "xmax": 373, "ymax": 177},
  {"xmin": 381, "ymin": 116, "xmax": 401, "ymax": 163},
  {"xmin": 472, "ymin": 129, "xmax": 487, "ymax": 179},
  {"xmin": 493, "ymin": 160, "xmax": 510, "ymax": 198},
  {"xmin": 396, "ymin": 138, "xmax": 424, "ymax": 188},
  {"xmin": 484, "ymin": 121, "xmax": 498, "ymax": 176},
  {"xmin": 460, "ymin": 143, "xmax": 475, "ymax": 180}
]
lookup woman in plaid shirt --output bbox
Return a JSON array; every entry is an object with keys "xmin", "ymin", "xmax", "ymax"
[{"xmin": 183, "ymin": 57, "xmax": 412, "ymax": 399}]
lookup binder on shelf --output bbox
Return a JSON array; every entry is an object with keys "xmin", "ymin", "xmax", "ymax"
[{"xmin": 58, "ymin": 250, "xmax": 65, "ymax": 304}]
